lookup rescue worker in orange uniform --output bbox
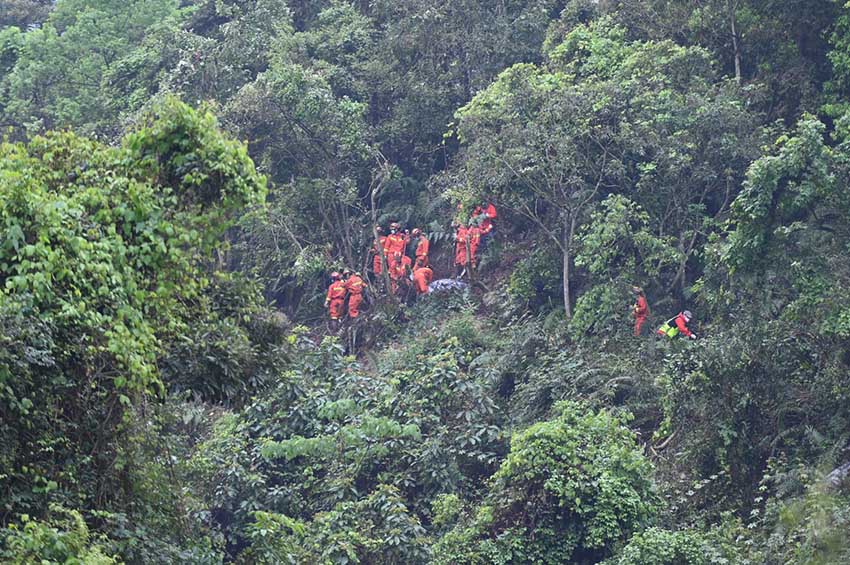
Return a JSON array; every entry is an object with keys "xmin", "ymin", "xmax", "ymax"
[
  {"xmin": 412, "ymin": 228, "xmax": 429, "ymax": 266},
  {"xmin": 344, "ymin": 269, "xmax": 367, "ymax": 319},
  {"xmin": 474, "ymin": 203, "xmax": 497, "ymax": 237},
  {"xmin": 454, "ymin": 222, "xmax": 469, "ymax": 274},
  {"xmin": 389, "ymin": 252, "xmax": 412, "ymax": 294},
  {"xmin": 325, "ymin": 272, "xmax": 347, "ymax": 323},
  {"xmin": 372, "ymin": 226, "xmax": 387, "ymax": 276},
  {"xmin": 412, "ymin": 259, "xmax": 433, "ymax": 295},
  {"xmin": 384, "ymin": 222, "xmax": 407, "ymax": 269},
  {"xmin": 631, "ymin": 286, "xmax": 649, "ymax": 336},
  {"xmin": 467, "ymin": 223, "xmax": 482, "ymax": 267},
  {"xmin": 657, "ymin": 310, "xmax": 697, "ymax": 340}
]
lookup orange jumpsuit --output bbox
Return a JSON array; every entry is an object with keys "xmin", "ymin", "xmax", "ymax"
[
  {"xmin": 326, "ymin": 280, "xmax": 347, "ymax": 320},
  {"xmin": 384, "ymin": 233, "xmax": 407, "ymax": 268},
  {"xmin": 481, "ymin": 203, "xmax": 496, "ymax": 235},
  {"xmin": 412, "ymin": 265, "xmax": 433, "ymax": 294},
  {"xmin": 390, "ymin": 255, "xmax": 412, "ymax": 293},
  {"xmin": 633, "ymin": 295, "xmax": 648, "ymax": 336},
  {"xmin": 454, "ymin": 226, "xmax": 469, "ymax": 266},
  {"xmin": 345, "ymin": 274, "xmax": 367, "ymax": 318},
  {"xmin": 468, "ymin": 226, "xmax": 482, "ymax": 266},
  {"xmin": 372, "ymin": 235, "xmax": 387, "ymax": 274},
  {"xmin": 415, "ymin": 236, "xmax": 430, "ymax": 266}
]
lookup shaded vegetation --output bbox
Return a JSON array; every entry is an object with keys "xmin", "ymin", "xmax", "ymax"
[{"xmin": 2, "ymin": 1, "xmax": 850, "ymax": 563}]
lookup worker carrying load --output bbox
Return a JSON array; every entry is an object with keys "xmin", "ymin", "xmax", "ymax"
[
  {"xmin": 325, "ymin": 272, "xmax": 347, "ymax": 323},
  {"xmin": 657, "ymin": 310, "xmax": 697, "ymax": 340},
  {"xmin": 343, "ymin": 269, "xmax": 367, "ymax": 318},
  {"xmin": 631, "ymin": 286, "xmax": 649, "ymax": 336},
  {"xmin": 474, "ymin": 202, "xmax": 497, "ymax": 239},
  {"xmin": 412, "ymin": 228, "xmax": 429, "ymax": 266},
  {"xmin": 372, "ymin": 226, "xmax": 387, "ymax": 275},
  {"xmin": 384, "ymin": 222, "xmax": 407, "ymax": 268},
  {"xmin": 412, "ymin": 259, "xmax": 433, "ymax": 295}
]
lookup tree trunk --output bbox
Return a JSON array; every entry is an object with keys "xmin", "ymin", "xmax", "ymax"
[
  {"xmin": 562, "ymin": 216, "xmax": 576, "ymax": 320},
  {"xmin": 727, "ymin": 0, "xmax": 742, "ymax": 85},
  {"xmin": 337, "ymin": 198, "xmax": 355, "ymax": 269}
]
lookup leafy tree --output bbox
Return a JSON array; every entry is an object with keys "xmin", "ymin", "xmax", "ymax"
[
  {"xmin": 1, "ymin": 0, "xmax": 181, "ymax": 137},
  {"xmin": 715, "ymin": 113, "xmax": 850, "ymax": 335},
  {"xmin": 0, "ymin": 98, "xmax": 265, "ymax": 529},
  {"xmin": 605, "ymin": 527, "xmax": 739, "ymax": 565},
  {"xmin": 572, "ymin": 194, "xmax": 680, "ymax": 338},
  {"xmin": 434, "ymin": 402, "xmax": 658, "ymax": 564},
  {"xmin": 449, "ymin": 18, "xmax": 760, "ymax": 319},
  {"xmin": 594, "ymin": 0, "xmax": 838, "ymax": 120},
  {"xmin": 224, "ymin": 59, "xmax": 372, "ymax": 304},
  {"xmin": 0, "ymin": 505, "xmax": 119, "ymax": 564}
]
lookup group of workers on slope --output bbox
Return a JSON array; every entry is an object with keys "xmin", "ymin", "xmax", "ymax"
[
  {"xmin": 631, "ymin": 286, "xmax": 698, "ymax": 340},
  {"xmin": 324, "ymin": 202, "xmax": 498, "ymax": 322},
  {"xmin": 372, "ymin": 222, "xmax": 434, "ymax": 296},
  {"xmin": 324, "ymin": 222, "xmax": 434, "ymax": 323},
  {"xmin": 325, "ymin": 268, "xmax": 368, "ymax": 327},
  {"xmin": 453, "ymin": 203, "xmax": 496, "ymax": 276},
  {"xmin": 325, "ymin": 211, "xmax": 699, "ymax": 339}
]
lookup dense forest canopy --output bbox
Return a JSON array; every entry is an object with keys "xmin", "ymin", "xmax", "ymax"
[{"xmin": 2, "ymin": 0, "xmax": 850, "ymax": 563}]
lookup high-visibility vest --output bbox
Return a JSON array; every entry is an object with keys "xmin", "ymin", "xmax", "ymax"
[{"xmin": 658, "ymin": 317, "xmax": 681, "ymax": 338}]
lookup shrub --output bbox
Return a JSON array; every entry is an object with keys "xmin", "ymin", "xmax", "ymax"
[
  {"xmin": 0, "ymin": 505, "xmax": 119, "ymax": 564},
  {"xmin": 434, "ymin": 402, "xmax": 659, "ymax": 564}
]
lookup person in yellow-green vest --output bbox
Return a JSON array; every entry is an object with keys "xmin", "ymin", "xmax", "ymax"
[{"xmin": 657, "ymin": 310, "xmax": 697, "ymax": 340}]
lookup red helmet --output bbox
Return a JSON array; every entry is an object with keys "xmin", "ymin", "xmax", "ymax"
[
  {"xmin": 390, "ymin": 222, "xmax": 400, "ymax": 230},
  {"xmin": 330, "ymin": 272, "xmax": 341, "ymax": 280},
  {"xmin": 412, "ymin": 228, "xmax": 422, "ymax": 236},
  {"xmin": 375, "ymin": 226, "xmax": 383, "ymax": 233}
]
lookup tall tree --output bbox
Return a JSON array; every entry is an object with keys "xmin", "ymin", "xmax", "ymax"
[
  {"xmin": 1, "ymin": 0, "xmax": 181, "ymax": 137},
  {"xmin": 448, "ymin": 18, "xmax": 760, "ymax": 319}
]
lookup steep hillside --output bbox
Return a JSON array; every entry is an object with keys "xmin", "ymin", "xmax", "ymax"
[{"xmin": 2, "ymin": 1, "xmax": 850, "ymax": 564}]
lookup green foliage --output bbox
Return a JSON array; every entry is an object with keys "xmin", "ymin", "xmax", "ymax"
[
  {"xmin": 726, "ymin": 115, "xmax": 835, "ymax": 272},
  {"xmin": 435, "ymin": 402, "xmax": 659, "ymax": 564},
  {"xmin": 185, "ymin": 318, "xmax": 504, "ymax": 561},
  {"xmin": 656, "ymin": 322, "xmax": 850, "ymax": 521},
  {"xmin": 571, "ymin": 195, "xmax": 679, "ymax": 338},
  {"xmin": 606, "ymin": 527, "xmax": 740, "ymax": 565},
  {"xmin": 757, "ymin": 475, "xmax": 850, "ymax": 565},
  {"xmin": 242, "ymin": 485, "xmax": 428, "ymax": 565},
  {"xmin": 449, "ymin": 17, "xmax": 761, "ymax": 318},
  {"xmin": 575, "ymin": 195, "xmax": 680, "ymax": 280},
  {"xmin": 126, "ymin": 96, "xmax": 267, "ymax": 224},
  {"xmin": 1, "ymin": 505, "xmax": 119, "ymax": 564},
  {"xmin": 0, "ymin": 99, "xmax": 267, "ymax": 560},
  {"xmin": 4, "ymin": 1, "xmax": 850, "ymax": 563},
  {"xmin": 1, "ymin": 0, "xmax": 182, "ymax": 137},
  {"xmin": 704, "ymin": 110, "xmax": 850, "ymax": 379},
  {"xmin": 507, "ymin": 247, "xmax": 562, "ymax": 309}
]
